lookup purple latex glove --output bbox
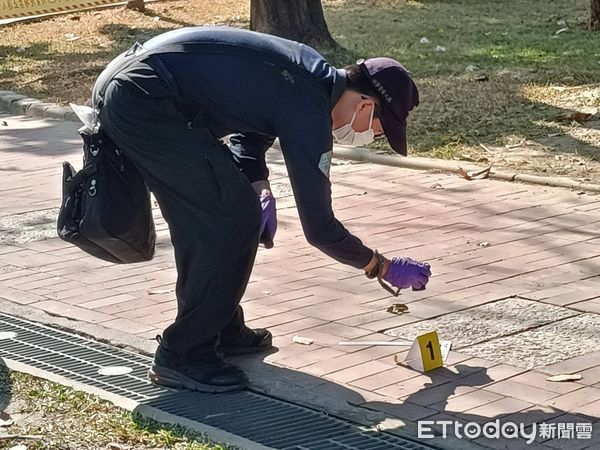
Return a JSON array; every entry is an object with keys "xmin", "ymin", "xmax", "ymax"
[
  {"xmin": 383, "ymin": 257, "xmax": 432, "ymax": 291},
  {"xmin": 259, "ymin": 191, "xmax": 277, "ymax": 248}
]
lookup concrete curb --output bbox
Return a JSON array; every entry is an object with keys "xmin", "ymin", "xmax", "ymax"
[
  {"xmin": 331, "ymin": 146, "xmax": 600, "ymax": 193},
  {"xmin": 0, "ymin": 90, "xmax": 79, "ymax": 122},
  {"xmin": 2, "ymin": 89, "xmax": 600, "ymax": 193}
]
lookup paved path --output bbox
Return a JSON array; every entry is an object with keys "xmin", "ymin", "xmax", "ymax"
[{"xmin": 1, "ymin": 113, "xmax": 600, "ymax": 449}]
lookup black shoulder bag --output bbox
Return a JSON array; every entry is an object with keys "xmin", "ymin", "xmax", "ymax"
[{"xmin": 57, "ymin": 126, "xmax": 156, "ymax": 263}]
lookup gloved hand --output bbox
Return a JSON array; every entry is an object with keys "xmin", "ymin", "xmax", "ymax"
[
  {"xmin": 383, "ymin": 257, "xmax": 431, "ymax": 291},
  {"xmin": 259, "ymin": 190, "xmax": 277, "ymax": 248}
]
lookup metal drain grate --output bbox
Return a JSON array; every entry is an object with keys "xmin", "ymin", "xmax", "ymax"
[{"xmin": 0, "ymin": 312, "xmax": 435, "ymax": 450}]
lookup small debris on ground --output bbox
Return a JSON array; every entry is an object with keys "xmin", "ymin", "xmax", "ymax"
[
  {"xmin": 431, "ymin": 183, "xmax": 444, "ymax": 189},
  {"xmin": 292, "ymin": 335, "xmax": 313, "ymax": 345},
  {"xmin": 387, "ymin": 304, "xmax": 409, "ymax": 315},
  {"xmin": 558, "ymin": 112, "xmax": 593, "ymax": 123},
  {"xmin": 1, "ymin": 121, "xmax": 7, "ymax": 126},
  {"xmin": 459, "ymin": 166, "xmax": 491, "ymax": 180},
  {"xmin": 147, "ymin": 287, "xmax": 174, "ymax": 295},
  {"xmin": 419, "ymin": 37, "xmax": 430, "ymax": 44},
  {"xmin": 0, "ymin": 411, "xmax": 13, "ymax": 427},
  {"xmin": 478, "ymin": 241, "xmax": 490, "ymax": 248},
  {"xmin": 546, "ymin": 374, "xmax": 582, "ymax": 382},
  {"xmin": 435, "ymin": 45, "xmax": 446, "ymax": 53}
]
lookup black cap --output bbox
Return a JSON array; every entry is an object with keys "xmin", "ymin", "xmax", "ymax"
[{"xmin": 358, "ymin": 58, "xmax": 419, "ymax": 155}]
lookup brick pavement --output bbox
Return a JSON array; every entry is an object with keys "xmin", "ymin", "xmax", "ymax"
[{"xmin": 1, "ymin": 113, "xmax": 600, "ymax": 449}]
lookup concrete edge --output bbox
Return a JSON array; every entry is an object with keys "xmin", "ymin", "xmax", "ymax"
[
  {"xmin": 1, "ymin": 358, "xmax": 268, "ymax": 450},
  {"xmin": 2, "ymin": 88, "xmax": 599, "ymax": 193}
]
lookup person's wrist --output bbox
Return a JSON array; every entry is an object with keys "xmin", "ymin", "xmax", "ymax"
[
  {"xmin": 362, "ymin": 253, "xmax": 378, "ymax": 275},
  {"xmin": 251, "ymin": 180, "xmax": 271, "ymax": 196},
  {"xmin": 380, "ymin": 257, "xmax": 390, "ymax": 278}
]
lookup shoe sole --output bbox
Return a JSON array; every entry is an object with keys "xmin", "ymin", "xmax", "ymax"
[{"xmin": 148, "ymin": 364, "xmax": 248, "ymax": 393}]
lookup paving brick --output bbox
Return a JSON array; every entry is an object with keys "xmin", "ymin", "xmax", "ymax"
[
  {"xmin": 465, "ymin": 397, "xmax": 533, "ymax": 420},
  {"xmin": 33, "ymin": 300, "xmax": 114, "ymax": 323},
  {"xmin": 430, "ymin": 388, "xmax": 504, "ymax": 413},
  {"xmin": 81, "ymin": 293, "xmax": 139, "ymax": 310},
  {"xmin": 548, "ymin": 387, "xmax": 600, "ymax": 413},
  {"xmin": 300, "ymin": 352, "xmax": 374, "ymax": 377},
  {"xmin": 325, "ymin": 360, "xmax": 392, "ymax": 384},
  {"xmin": 375, "ymin": 373, "xmax": 453, "ymax": 399},
  {"xmin": 349, "ymin": 365, "xmax": 422, "ymax": 391},
  {"xmin": 101, "ymin": 317, "xmax": 155, "ymax": 335},
  {"xmin": 543, "ymin": 352, "xmax": 600, "ymax": 376},
  {"xmin": 0, "ymin": 284, "xmax": 48, "ymax": 305},
  {"xmin": 511, "ymin": 371, "xmax": 587, "ymax": 395},
  {"xmin": 484, "ymin": 379, "xmax": 560, "ymax": 404}
]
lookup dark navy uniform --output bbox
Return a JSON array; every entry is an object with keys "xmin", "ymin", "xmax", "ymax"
[{"xmin": 93, "ymin": 27, "xmax": 373, "ymax": 357}]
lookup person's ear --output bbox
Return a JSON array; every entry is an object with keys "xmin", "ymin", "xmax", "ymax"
[{"xmin": 358, "ymin": 97, "xmax": 375, "ymax": 112}]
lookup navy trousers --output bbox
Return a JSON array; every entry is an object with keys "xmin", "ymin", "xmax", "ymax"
[{"xmin": 97, "ymin": 60, "xmax": 262, "ymax": 357}]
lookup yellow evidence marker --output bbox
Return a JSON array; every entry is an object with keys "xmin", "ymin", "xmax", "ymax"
[{"xmin": 405, "ymin": 331, "xmax": 444, "ymax": 372}]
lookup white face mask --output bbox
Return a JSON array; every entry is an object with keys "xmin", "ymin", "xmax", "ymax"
[{"xmin": 332, "ymin": 104, "xmax": 375, "ymax": 146}]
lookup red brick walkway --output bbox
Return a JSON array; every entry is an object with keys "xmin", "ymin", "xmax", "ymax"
[{"xmin": 2, "ymin": 113, "xmax": 600, "ymax": 449}]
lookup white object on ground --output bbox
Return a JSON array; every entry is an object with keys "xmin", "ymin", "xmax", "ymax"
[{"xmin": 292, "ymin": 335, "xmax": 313, "ymax": 345}]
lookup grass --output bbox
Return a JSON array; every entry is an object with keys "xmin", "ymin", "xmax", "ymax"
[
  {"xmin": 323, "ymin": 0, "xmax": 600, "ymax": 156},
  {"xmin": 0, "ymin": 0, "xmax": 599, "ymax": 177},
  {"xmin": 0, "ymin": 367, "xmax": 225, "ymax": 449}
]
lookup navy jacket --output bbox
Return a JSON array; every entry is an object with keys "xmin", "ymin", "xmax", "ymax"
[{"xmin": 139, "ymin": 27, "xmax": 373, "ymax": 268}]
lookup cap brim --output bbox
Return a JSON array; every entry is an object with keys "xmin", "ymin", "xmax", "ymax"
[{"xmin": 381, "ymin": 108, "xmax": 408, "ymax": 156}]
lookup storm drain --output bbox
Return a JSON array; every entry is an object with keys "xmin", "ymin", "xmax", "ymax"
[{"xmin": 0, "ymin": 312, "xmax": 434, "ymax": 450}]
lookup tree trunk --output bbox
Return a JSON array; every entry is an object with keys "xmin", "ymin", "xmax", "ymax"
[
  {"xmin": 126, "ymin": 0, "xmax": 145, "ymax": 12},
  {"xmin": 250, "ymin": 0, "xmax": 337, "ymax": 51},
  {"xmin": 591, "ymin": 0, "xmax": 600, "ymax": 30}
]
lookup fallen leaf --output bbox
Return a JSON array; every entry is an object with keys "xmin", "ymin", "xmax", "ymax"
[
  {"xmin": 292, "ymin": 335, "xmax": 313, "ymax": 345},
  {"xmin": 0, "ymin": 411, "xmax": 12, "ymax": 427},
  {"xmin": 546, "ymin": 374, "xmax": 582, "ymax": 382},
  {"xmin": 147, "ymin": 288, "xmax": 173, "ymax": 295},
  {"xmin": 387, "ymin": 304, "xmax": 409, "ymax": 315},
  {"xmin": 558, "ymin": 112, "xmax": 593, "ymax": 123},
  {"xmin": 458, "ymin": 166, "xmax": 491, "ymax": 180},
  {"xmin": 393, "ymin": 354, "xmax": 401, "ymax": 365}
]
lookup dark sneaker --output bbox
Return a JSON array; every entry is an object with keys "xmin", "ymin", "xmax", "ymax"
[
  {"xmin": 219, "ymin": 327, "xmax": 273, "ymax": 356},
  {"xmin": 148, "ymin": 341, "xmax": 248, "ymax": 393}
]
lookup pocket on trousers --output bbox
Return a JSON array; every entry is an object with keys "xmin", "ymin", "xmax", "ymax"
[{"xmin": 203, "ymin": 153, "xmax": 225, "ymax": 202}]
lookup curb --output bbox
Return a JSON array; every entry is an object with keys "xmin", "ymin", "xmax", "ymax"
[
  {"xmin": 331, "ymin": 146, "xmax": 600, "ymax": 193},
  {"xmin": 0, "ymin": 90, "xmax": 79, "ymax": 122},
  {"xmin": 2, "ymin": 89, "xmax": 600, "ymax": 193}
]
